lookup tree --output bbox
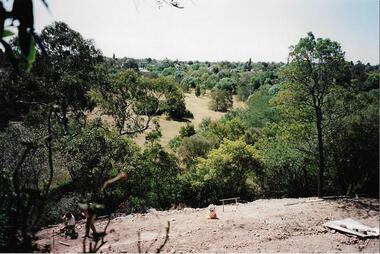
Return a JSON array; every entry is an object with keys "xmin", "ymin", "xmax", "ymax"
[
  {"xmin": 177, "ymin": 134, "xmax": 213, "ymax": 168},
  {"xmin": 280, "ymin": 32, "xmax": 345, "ymax": 196},
  {"xmin": 244, "ymin": 58, "xmax": 252, "ymax": 71},
  {"xmin": 32, "ymin": 22, "xmax": 101, "ymax": 134},
  {"xmin": 142, "ymin": 143, "xmax": 180, "ymax": 208},
  {"xmin": 179, "ymin": 123, "xmax": 196, "ymax": 138},
  {"xmin": 91, "ymin": 70, "xmax": 163, "ymax": 135},
  {"xmin": 209, "ymin": 89, "xmax": 233, "ymax": 112},
  {"xmin": 193, "ymin": 140, "xmax": 262, "ymax": 201},
  {"xmin": 59, "ymin": 124, "xmax": 139, "ymax": 196},
  {"xmin": 216, "ymin": 77, "xmax": 237, "ymax": 93},
  {"xmin": 123, "ymin": 58, "xmax": 139, "ymax": 71},
  {"xmin": 195, "ymin": 85, "xmax": 201, "ymax": 97}
]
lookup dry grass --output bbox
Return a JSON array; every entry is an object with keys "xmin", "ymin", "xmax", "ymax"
[
  {"xmin": 86, "ymin": 92, "xmax": 246, "ymax": 147},
  {"xmin": 134, "ymin": 92, "xmax": 246, "ymax": 146}
]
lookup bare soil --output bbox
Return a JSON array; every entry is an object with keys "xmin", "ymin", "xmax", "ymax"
[{"xmin": 36, "ymin": 197, "xmax": 379, "ymax": 253}]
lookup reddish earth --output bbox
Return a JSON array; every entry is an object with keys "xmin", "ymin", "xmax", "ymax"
[{"xmin": 36, "ymin": 197, "xmax": 379, "ymax": 253}]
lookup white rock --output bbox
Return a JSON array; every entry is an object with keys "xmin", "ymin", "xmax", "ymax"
[{"xmin": 147, "ymin": 208, "xmax": 157, "ymax": 213}]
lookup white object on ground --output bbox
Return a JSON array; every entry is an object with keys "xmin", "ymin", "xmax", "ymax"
[{"xmin": 323, "ymin": 218, "xmax": 379, "ymax": 238}]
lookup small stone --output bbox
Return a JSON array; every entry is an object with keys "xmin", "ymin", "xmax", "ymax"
[{"xmin": 170, "ymin": 218, "xmax": 176, "ymax": 222}]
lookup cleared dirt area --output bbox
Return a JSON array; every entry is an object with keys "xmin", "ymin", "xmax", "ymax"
[{"xmin": 36, "ymin": 197, "xmax": 379, "ymax": 253}]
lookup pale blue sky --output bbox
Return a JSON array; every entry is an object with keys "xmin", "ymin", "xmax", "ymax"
[{"xmin": 28, "ymin": 0, "xmax": 380, "ymax": 63}]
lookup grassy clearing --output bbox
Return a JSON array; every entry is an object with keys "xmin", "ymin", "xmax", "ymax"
[
  {"xmin": 88, "ymin": 92, "xmax": 246, "ymax": 147},
  {"xmin": 134, "ymin": 92, "xmax": 246, "ymax": 146}
]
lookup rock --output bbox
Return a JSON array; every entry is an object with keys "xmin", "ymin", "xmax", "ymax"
[
  {"xmin": 170, "ymin": 218, "xmax": 176, "ymax": 222},
  {"xmin": 147, "ymin": 208, "xmax": 157, "ymax": 213},
  {"xmin": 184, "ymin": 208, "xmax": 194, "ymax": 214}
]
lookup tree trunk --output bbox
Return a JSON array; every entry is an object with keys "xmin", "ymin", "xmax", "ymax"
[{"xmin": 315, "ymin": 107, "xmax": 325, "ymax": 197}]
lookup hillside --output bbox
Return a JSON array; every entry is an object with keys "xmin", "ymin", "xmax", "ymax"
[{"xmin": 36, "ymin": 197, "xmax": 379, "ymax": 253}]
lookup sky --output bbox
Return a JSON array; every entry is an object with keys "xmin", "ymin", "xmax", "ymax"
[{"xmin": 27, "ymin": 0, "xmax": 380, "ymax": 63}]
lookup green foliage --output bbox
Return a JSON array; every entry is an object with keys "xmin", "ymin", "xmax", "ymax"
[
  {"xmin": 325, "ymin": 87, "xmax": 379, "ymax": 195},
  {"xmin": 0, "ymin": 0, "xmax": 46, "ymax": 71},
  {"xmin": 179, "ymin": 123, "xmax": 196, "ymax": 138},
  {"xmin": 180, "ymin": 140, "xmax": 262, "ymax": 206},
  {"xmin": 280, "ymin": 32, "xmax": 346, "ymax": 196},
  {"xmin": 145, "ymin": 129, "xmax": 162, "ymax": 146},
  {"xmin": 123, "ymin": 58, "xmax": 139, "ymax": 71},
  {"xmin": 195, "ymin": 85, "xmax": 201, "ymax": 97},
  {"xmin": 91, "ymin": 70, "xmax": 192, "ymax": 133},
  {"xmin": 0, "ymin": 123, "xmax": 53, "ymax": 251},
  {"xmin": 216, "ymin": 77, "xmax": 237, "ymax": 93},
  {"xmin": 161, "ymin": 90, "xmax": 191, "ymax": 119},
  {"xmin": 209, "ymin": 89, "xmax": 233, "ymax": 112},
  {"xmin": 59, "ymin": 124, "xmax": 139, "ymax": 194},
  {"xmin": 122, "ymin": 143, "xmax": 180, "ymax": 212},
  {"xmin": 177, "ymin": 134, "xmax": 213, "ymax": 168},
  {"xmin": 200, "ymin": 117, "xmax": 246, "ymax": 145},
  {"xmin": 254, "ymin": 121, "xmax": 317, "ymax": 196},
  {"xmin": 240, "ymin": 85, "xmax": 280, "ymax": 128},
  {"xmin": 205, "ymin": 74, "xmax": 219, "ymax": 89}
]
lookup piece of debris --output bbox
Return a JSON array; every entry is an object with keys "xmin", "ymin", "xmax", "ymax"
[
  {"xmin": 208, "ymin": 204, "xmax": 218, "ymax": 219},
  {"xmin": 58, "ymin": 241, "xmax": 70, "ymax": 246},
  {"xmin": 323, "ymin": 218, "xmax": 379, "ymax": 238},
  {"xmin": 285, "ymin": 198, "xmax": 323, "ymax": 206}
]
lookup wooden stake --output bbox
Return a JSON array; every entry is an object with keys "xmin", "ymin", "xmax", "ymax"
[{"xmin": 52, "ymin": 229, "xmax": 55, "ymax": 250}]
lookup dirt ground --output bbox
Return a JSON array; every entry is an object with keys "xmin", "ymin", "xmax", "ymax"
[{"xmin": 36, "ymin": 197, "xmax": 379, "ymax": 253}]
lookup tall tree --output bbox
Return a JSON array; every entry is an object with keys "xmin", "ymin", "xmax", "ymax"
[{"xmin": 281, "ymin": 32, "xmax": 345, "ymax": 196}]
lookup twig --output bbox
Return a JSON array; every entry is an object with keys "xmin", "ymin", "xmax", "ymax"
[
  {"xmin": 58, "ymin": 241, "xmax": 70, "ymax": 246},
  {"xmin": 144, "ymin": 214, "xmax": 161, "ymax": 253},
  {"xmin": 156, "ymin": 221, "xmax": 170, "ymax": 253}
]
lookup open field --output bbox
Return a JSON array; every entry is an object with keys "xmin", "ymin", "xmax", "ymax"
[
  {"xmin": 36, "ymin": 197, "xmax": 379, "ymax": 253},
  {"xmin": 88, "ymin": 92, "xmax": 245, "ymax": 146},
  {"xmin": 134, "ymin": 92, "xmax": 246, "ymax": 146}
]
